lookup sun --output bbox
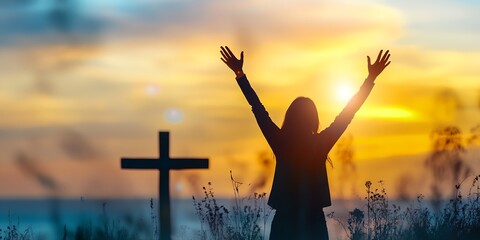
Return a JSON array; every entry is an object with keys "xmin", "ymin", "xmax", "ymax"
[{"xmin": 336, "ymin": 83, "xmax": 355, "ymax": 103}]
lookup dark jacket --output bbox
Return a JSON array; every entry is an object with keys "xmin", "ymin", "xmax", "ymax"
[{"xmin": 236, "ymin": 75, "xmax": 374, "ymax": 210}]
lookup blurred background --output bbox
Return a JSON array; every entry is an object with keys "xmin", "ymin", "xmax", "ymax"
[{"xmin": 0, "ymin": 0, "xmax": 479, "ymax": 202}]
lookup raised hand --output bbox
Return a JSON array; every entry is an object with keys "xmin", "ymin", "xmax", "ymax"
[
  {"xmin": 220, "ymin": 46, "xmax": 244, "ymax": 77},
  {"xmin": 367, "ymin": 50, "xmax": 391, "ymax": 81}
]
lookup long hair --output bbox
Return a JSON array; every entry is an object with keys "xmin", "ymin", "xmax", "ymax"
[
  {"xmin": 281, "ymin": 97, "xmax": 333, "ymax": 166},
  {"xmin": 281, "ymin": 97, "xmax": 319, "ymax": 135}
]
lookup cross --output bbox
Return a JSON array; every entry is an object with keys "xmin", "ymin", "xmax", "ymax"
[{"xmin": 121, "ymin": 131, "xmax": 209, "ymax": 240}]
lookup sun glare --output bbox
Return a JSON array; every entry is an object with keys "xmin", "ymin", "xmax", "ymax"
[{"xmin": 336, "ymin": 84, "xmax": 355, "ymax": 103}]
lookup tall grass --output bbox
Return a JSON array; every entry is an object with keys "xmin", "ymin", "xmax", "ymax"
[
  {"xmin": 192, "ymin": 171, "xmax": 272, "ymax": 240},
  {"xmin": 0, "ymin": 211, "xmax": 33, "ymax": 240},
  {"xmin": 70, "ymin": 201, "xmax": 152, "ymax": 240},
  {"xmin": 0, "ymin": 200, "xmax": 155, "ymax": 240},
  {"xmin": 328, "ymin": 174, "xmax": 480, "ymax": 240}
]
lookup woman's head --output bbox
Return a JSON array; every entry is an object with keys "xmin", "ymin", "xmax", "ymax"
[{"xmin": 281, "ymin": 97, "xmax": 319, "ymax": 136}]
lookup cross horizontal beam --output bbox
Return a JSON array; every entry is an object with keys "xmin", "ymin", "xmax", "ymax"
[{"xmin": 121, "ymin": 158, "xmax": 209, "ymax": 169}]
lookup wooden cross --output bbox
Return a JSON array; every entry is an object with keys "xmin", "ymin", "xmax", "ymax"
[{"xmin": 121, "ymin": 131, "xmax": 209, "ymax": 240}]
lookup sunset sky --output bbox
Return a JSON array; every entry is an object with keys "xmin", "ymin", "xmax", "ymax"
[{"xmin": 0, "ymin": 0, "xmax": 479, "ymax": 200}]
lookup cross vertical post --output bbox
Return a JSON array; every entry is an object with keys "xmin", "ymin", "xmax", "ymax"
[
  {"xmin": 159, "ymin": 132, "xmax": 171, "ymax": 240},
  {"xmin": 121, "ymin": 131, "xmax": 209, "ymax": 240}
]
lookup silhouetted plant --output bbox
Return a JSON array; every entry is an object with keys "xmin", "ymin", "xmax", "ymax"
[
  {"xmin": 467, "ymin": 124, "xmax": 480, "ymax": 145},
  {"xmin": 193, "ymin": 182, "xmax": 229, "ymax": 240},
  {"xmin": 365, "ymin": 181, "xmax": 402, "ymax": 240},
  {"xmin": 348, "ymin": 208, "xmax": 366, "ymax": 240},
  {"xmin": 334, "ymin": 134, "xmax": 358, "ymax": 199},
  {"xmin": 72, "ymin": 213, "xmax": 150, "ymax": 240},
  {"xmin": 327, "ymin": 208, "xmax": 365, "ymax": 240},
  {"xmin": 401, "ymin": 195, "xmax": 430, "ymax": 239},
  {"xmin": 429, "ymin": 174, "xmax": 480, "ymax": 240},
  {"xmin": 149, "ymin": 198, "xmax": 158, "ymax": 240},
  {"xmin": 0, "ymin": 212, "xmax": 33, "ymax": 240},
  {"xmin": 425, "ymin": 126, "xmax": 471, "ymax": 207},
  {"xmin": 192, "ymin": 172, "xmax": 271, "ymax": 240},
  {"xmin": 71, "ymin": 200, "xmax": 151, "ymax": 240},
  {"xmin": 330, "ymin": 174, "xmax": 480, "ymax": 240}
]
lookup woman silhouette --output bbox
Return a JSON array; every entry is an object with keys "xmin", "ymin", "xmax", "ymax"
[{"xmin": 220, "ymin": 46, "xmax": 391, "ymax": 240}]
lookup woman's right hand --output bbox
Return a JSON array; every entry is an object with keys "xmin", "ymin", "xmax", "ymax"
[{"xmin": 220, "ymin": 46, "xmax": 245, "ymax": 77}]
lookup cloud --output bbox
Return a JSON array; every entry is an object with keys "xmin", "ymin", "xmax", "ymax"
[
  {"xmin": 58, "ymin": 128, "xmax": 102, "ymax": 161},
  {"xmin": 0, "ymin": 0, "xmax": 104, "ymax": 46},
  {"xmin": 16, "ymin": 151, "xmax": 58, "ymax": 191},
  {"xmin": 0, "ymin": 0, "xmax": 479, "ymax": 199}
]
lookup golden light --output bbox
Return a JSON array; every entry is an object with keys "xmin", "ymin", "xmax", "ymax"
[
  {"xmin": 358, "ymin": 107, "xmax": 417, "ymax": 120},
  {"xmin": 336, "ymin": 83, "xmax": 355, "ymax": 103}
]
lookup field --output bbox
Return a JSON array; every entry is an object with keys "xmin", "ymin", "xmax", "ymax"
[{"xmin": 2, "ymin": 172, "xmax": 480, "ymax": 240}]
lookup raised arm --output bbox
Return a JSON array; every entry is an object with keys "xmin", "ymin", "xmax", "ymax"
[
  {"xmin": 321, "ymin": 50, "xmax": 391, "ymax": 149},
  {"xmin": 220, "ymin": 46, "xmax": 281, "ymax": 151}
]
